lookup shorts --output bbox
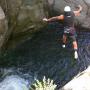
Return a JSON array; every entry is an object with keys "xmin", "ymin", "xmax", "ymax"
[{"xmin": 63, "ymin": 27, "xmax": 77, "ymax": 41}]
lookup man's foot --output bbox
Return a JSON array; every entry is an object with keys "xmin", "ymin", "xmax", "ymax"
[
  {"xmin": 74, "ymin": 51, "xmax": 78, "ymax": 59},
  {"xmin": 62, "ymin": 44, "xmax": 66, "ymax": 48}
]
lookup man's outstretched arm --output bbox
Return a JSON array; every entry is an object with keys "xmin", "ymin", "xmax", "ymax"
[{"xmin": 43, "ymin": 15, "xmax": 64, "ymax": 22}]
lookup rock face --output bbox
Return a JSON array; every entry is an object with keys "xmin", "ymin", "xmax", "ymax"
[
  {"xmin": 0, "ymin": 0, "xmax": 49, "ymax": 49},
  {"xmin": 47, "ymin": 0, "xmax": 90, "ymax": 29},
  {"xmin": 60, "ymin": 67, "xmax": 90, "ymax": 90},
  {"xmin": 0, "ymin": 0, "xmax": 90, "ymax": 49},
  {"xmin": 0, "ymin": 6, "xmax": 7, "ymax": 50}
]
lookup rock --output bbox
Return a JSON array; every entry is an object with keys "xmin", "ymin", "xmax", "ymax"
[
  {"xmin": 0, "ymin": 7, "xmax": 5, "ymax": 19},
  {"xmin": 0, "ymin": 0, "xmax": 49, "ymax": 49},
  {"xmin": 60, "ymin": 66, "xmax": 90, "ymax": 90},
  {"xmin": 0, "ymin": 6, "xmax": 8, "ymax": 50}
]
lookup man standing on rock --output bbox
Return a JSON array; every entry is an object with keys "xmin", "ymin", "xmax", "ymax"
[{"xmin": 43, "ymin": 5, "xmax": 82, "ymax": 59}]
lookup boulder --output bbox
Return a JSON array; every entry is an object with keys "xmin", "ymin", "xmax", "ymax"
[
  {"xmin": 0, "ymin": 0, "xmax": 49, "ymax": 49},
  {"xmin": 60, "ymin": 66, "xmax": 90, "ymax": 90},
  {"xmin": 0, "ymin": 6, "xmax": 8, "ymax": 50}
]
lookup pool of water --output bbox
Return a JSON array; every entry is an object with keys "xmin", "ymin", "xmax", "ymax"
[{"xmin": 0, "ymin": 22, "xmax": 90, "ymax": 89}]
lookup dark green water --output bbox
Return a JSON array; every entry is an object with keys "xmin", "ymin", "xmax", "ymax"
[{"xmin": 0, "ymin": 22, "xmax": 90, "ymax": 89}]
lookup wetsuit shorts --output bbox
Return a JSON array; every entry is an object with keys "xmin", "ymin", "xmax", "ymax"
[{"xmin": 64, "ymin": 27, "xmax": 77, "ymax": 41}]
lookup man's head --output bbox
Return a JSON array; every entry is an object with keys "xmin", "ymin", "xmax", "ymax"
[{"xmin": 64, "ymin": 6, "xmax": 71, "ymax": 12}]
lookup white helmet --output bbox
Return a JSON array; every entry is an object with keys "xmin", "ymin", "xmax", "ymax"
[{"xmin": 64, "ymin": 6, "xmax": 71, "ymax": 12}]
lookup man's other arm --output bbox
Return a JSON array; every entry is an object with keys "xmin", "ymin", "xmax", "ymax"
[{"xmin": 73, "ymin": 5, "xmax": 82, "ymax": 16}]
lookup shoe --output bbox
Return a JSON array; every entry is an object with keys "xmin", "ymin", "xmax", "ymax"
[
  {"xmin": 74, "ymin": 51, "xmax": 78, "ymax": 59},
  {"xmin": 62, "ymin": 44, "xmax": 65, "ymax": 48}
]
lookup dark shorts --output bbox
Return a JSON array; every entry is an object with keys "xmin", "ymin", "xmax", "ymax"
[{"xmin": 64, "ymin": 27, "xmax": 77, "ymax": 41}]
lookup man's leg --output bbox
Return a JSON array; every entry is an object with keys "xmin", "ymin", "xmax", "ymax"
[
  {"xmin": 73, "ymin": 41, "xmax": 78, "ymax": 50},
  {"xmin": 62, "ymin": 34, "xmax": 67, "ymax": 48},
  {"xmin": 72, "ymin": 36, "xmax": 78, "ymax": 59}
]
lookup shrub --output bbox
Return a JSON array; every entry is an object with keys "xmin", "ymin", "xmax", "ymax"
[{"xmin": 30, "ymin": 76, "xmax": 57, "ymax": 90}]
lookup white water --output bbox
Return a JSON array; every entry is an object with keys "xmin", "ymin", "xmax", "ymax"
[{"xmin": 0, "ymin": 75, "xmax": 29, "ymax": 90}]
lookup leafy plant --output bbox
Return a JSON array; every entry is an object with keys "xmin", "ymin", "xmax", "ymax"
[{"xmin": 30, "ymin": 76, "xmax": 57, "ymax": 90}]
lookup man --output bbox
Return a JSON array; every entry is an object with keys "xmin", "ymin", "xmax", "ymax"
[{"xmin": 43, "ymin": 5, "xmax": 82, "ymax": 59}]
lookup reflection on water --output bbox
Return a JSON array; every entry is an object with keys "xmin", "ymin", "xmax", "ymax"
[{"xmin": 0, "ymin": 22, "xmax": 90, "ymax": 89}]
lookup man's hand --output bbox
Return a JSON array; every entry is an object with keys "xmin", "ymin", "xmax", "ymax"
[
  {"xmin": 74, "ymin": 5, "xmax": 82, "ymax": 16},
  {"xmin": 43, "ymin": 18, "xmax": 48, "ymax": 22},
  {"xmin": 78, "ymin": 5, "xmax": 82, "ymax": 11}
]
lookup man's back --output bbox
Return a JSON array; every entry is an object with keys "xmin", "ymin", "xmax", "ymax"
[{"xmin": 64, "ymin": 11, "xmax": 75, "ymax": 27}]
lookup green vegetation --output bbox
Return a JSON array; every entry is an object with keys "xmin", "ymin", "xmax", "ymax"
[{"xmin": 30, "ymin": 76, "xmax": 57, "ymax": 90}]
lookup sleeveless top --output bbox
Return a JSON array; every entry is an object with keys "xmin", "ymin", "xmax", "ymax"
[
  {"xmin": 63, "ymin": 11, "xmax": 76, "ymax": 34},
  {"xmin": 64, "ymin": 11, "xmax": 75, "ymax": 27}
]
